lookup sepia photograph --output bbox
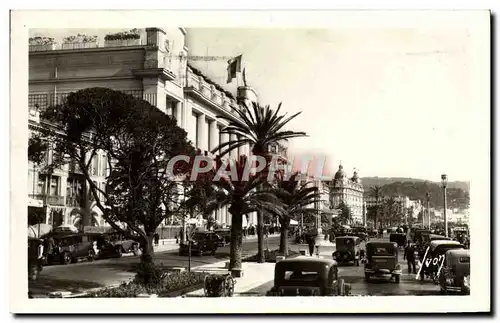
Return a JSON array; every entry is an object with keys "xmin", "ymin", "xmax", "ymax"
[{"xmin": 9, "ymin": 9, "xmax": 491, "ymax": 314}]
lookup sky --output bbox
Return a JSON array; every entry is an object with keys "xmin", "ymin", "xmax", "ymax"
[{"xmin": 29, "ymin": 24, "xmax": 487, "ymax": 182}]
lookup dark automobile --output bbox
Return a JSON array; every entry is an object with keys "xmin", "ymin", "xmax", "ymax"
[
  {"xmin": 214, "ymin": 228, "xmax": 231, "ymax": 246},
  {"xmin": 47, "ymin": 233, "xmax": 100, "ymax": 265},
  {"xmin": 412, "ymin": 229, "xmax": 431, "ymax": 245},
  {"xmin": 351, "ymin": 226, "xmax": 368, "ymax": 242},
  {"xmin": 364, "ymin": 241, "xmax": 402, "ymax": 283},
  {"xmin": 438, "ymin": 248, "xmax": 470, "ymax": 295},
  {"xmin": 179, "ymin": 231, "xmax": 219, "ymax": 256},
  {"xmin": 419, "ymin": 240, "xmax": 465, "ymax": 283},
  {"xmin": 98, "ymin": 233, "xmax": 140, "ymax": 258},
  {"xmin": 389, "ymin": 233, "xmax": 407, "ymax": 248},
  {"xmin": 332, "ymin": 236, "xmax": 361, "ymax": 266},
  {"xmin": 267, "ymin": 256, "xmax": 350, "ymax": 296}
]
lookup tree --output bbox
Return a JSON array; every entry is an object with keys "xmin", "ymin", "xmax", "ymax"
[
  {"xmin": 29, "ymin": 88, "xmax": 194, "ymax": 263},
  {"xmin": 338, "ymin": 202, "xmax": 352, "ymax": 225},
  {"xmin": 272, "ymin": 172, "xmax": 321, "ymax": 256},
  {"xmin": 213, "ymin": 101, "xmax": 306, "ymax": 263},
  {"xmin": 369, "ymin": 185, "xmax": 384, "ymax": 228},
  {"xmin": 204, "ymin": 156, "xmax": 284, "ymax": 275}
]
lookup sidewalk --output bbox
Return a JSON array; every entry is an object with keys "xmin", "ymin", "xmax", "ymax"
[{"xmin": 183, "ymin": 261, "xmax": 276, "ymax": 297}]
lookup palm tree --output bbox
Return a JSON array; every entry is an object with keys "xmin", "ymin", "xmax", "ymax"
[
  {"xmin": 206, "ymin": 156, "xmax": 284, "ymax": 275},
  {"xmin": 212, "ymin": 101, "xmax": 306, "ymax": 263},
  {"xmin": 369, "ymin": 185, "xmax": 384, "ymax": 228},
  {"xmin": 272, "ymin": 172, "xmax": 321, "ymax": 256}
]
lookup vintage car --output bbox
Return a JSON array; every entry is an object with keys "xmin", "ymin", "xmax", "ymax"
[
  {"xmin": 364, "ymin": 241, "xmax": 402, "ymax": 283},
  {"xmin": 47, "ymin": 233, "xmax": 100, "ymax": 265},
  {"xmin": 419, "ymin": 240, "xmax": 465, "ymax": 283},
  {"xmin": 412, "ymin": 229, "xmax": 431, "ymax": 245},
  {"xmin": 332, "ymin": 236, "xmax": 361, "ymax": 266},
  {"xmin": 389, "ymin": 233, "xmax": 407, "ymax": 248},
  {"xmin": 351, "ymin": 226, "xmax": 368, "ymax": 242},
  {"xmin": 98, "ymin": 233, "xmax": 140, "ymax": 258},
  {"xmin": 266, "ymin": 256, "xmax": 350, "ymax": 296},
  {"xmin": 214, "ymin": 228, "xmax": 231, "ymax": 246},
  {"xmin": 179, "ymin": 231, "xmax": 219, "ymax": 256},
  {"xmin": 438, "ymin": 249, "xmax": 470, "ymax": 295}
]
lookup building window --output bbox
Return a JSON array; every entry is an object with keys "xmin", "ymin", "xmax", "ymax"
[
  {"xmin": 49, "ymin": 176, "xmax": 59, "ymax": 196},
  {"xmin": 100, "ymin": 155, "xmax": 107, "ymax": 177},
  {"xmin": 92, "ymin": 154, "xmax": 99, "ymax": 176},
  {"xmin": 37, "ymin": 175, "xmax": 46, "ymax": 195}
]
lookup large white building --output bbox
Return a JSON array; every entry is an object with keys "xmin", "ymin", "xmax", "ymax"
[
  {"xmin": 27, "ymin": 27, "xmax": 257, "ymax": 230},
  {"xmin": 328, "ymin": 164, "xmax": 364, "ymax": 225}
]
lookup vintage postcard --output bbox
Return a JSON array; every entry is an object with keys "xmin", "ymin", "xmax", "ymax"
[{"xmin": 10, "ymin": 9, "xmax": 490, "ymax": 314}]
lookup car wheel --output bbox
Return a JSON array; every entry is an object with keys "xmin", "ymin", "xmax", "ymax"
[
  {"xmin": 87, "ymin": 249, "xmax": 96, "ymax": 261},
  {"xmin": 61, "ymin": 252, "xmax": 72, "ymax": 265},
  {"xmin": 365, "ymin": 273, "xmax": 371, "ymax": 282},
  {"xmin": 394, "ymin": 275, "xmax": 400, "ymax": 284}
]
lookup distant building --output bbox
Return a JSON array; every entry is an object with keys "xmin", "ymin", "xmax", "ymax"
[{"xmin": 328, "ymin": 164, "xmax": 364, "ymax": 225}]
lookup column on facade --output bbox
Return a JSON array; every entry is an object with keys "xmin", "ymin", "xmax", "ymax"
[
  {"xmin": 221, "ymin": 133, "xmax": 230, "ymax": 159},
  {"xmin": 142, "ymin": 78, "xmax": 165, "ymax": 113},
  {"xmin": 230, "ymin": 134, "xmax": 238, "ymax": 160},
  {"xmin": 209, "ymin": 119, "xmax": 218, "ymax": 153},
  {"xmin": 197, "ymin": 113, "xmax": 207, "ymax": 151},
  {"xmin": 174, "ymin": 101, "xmax": 183, "ymax": 127}
]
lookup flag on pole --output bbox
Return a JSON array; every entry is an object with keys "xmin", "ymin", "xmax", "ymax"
[
  {"xmin": 242, "ymin": 67, "xmax": 247, "ymax": 86},
  {"xmin": 227, "ymin": 55, "xmax": 243, "ymax": 84}
]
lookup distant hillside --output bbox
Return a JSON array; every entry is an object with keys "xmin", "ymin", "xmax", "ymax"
[
  {"xmin": 360, "ymin": 178, "xmax": 470, "ymax": 210},
  {"xmin": 361, "ymin": 177, "xmax": 470, "ymax": 191}
]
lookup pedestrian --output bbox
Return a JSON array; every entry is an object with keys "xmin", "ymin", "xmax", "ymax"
[
  {"xmin": 153, "ymin": 232, "xmax": 159, "ymax": 247},
  {"xmin": 306, "ymin": 231, "xmax": 316, "ymax": 256},
  {"xmin": 404, "ymin": 240, "xmax": 417, "ymax": 274}
]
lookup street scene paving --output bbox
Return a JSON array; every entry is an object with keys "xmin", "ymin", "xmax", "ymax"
[{"xmin": 30, "ymin": 235, "xmax": 442, "ymax": 297}]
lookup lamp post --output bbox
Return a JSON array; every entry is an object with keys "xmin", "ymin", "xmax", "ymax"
[
  {"xmin": 441, "ymin": 174, "xmax": 448, "ymax": 237},
  {"xmin": 425, "ymin": 192, "xmax": 430, "ymax": 229}
]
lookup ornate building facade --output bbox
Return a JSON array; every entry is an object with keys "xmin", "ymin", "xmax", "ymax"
[
  {"xmin": 328, "ymin": 164, "xmax": 364, "ymax": 225},
  {"xmin": 27, "ymin": 27, "xmax": 256, "ymax": 230}
]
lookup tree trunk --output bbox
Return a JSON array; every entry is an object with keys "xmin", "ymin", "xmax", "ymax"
[
  {"xmin": 279, "ymin": 222, "xmax": 289, "ymax": 257},
  {"xmin": 256, "ymin": 210, "xmax": 265, "ymax": 263},
  {"xmin": 141, "ymin": 233, "xmax": 155, "ymax": 261},
  {"xmin": 229, "ymin": 211, "xmax": 243, "ymax": 273}
]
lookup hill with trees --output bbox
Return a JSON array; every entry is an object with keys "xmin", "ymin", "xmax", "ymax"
[
  {"xmin": 361, "ymin": 177, "xmax": 469, "ymax": 191},
  {"xmin": 362, "ymin": 179, "xmax": 470, "ymax": 210}
]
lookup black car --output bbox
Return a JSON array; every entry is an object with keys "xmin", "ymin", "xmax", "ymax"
[{"xmin": 179, "ymin": 231, "xmax": 219, "ymax": 256}]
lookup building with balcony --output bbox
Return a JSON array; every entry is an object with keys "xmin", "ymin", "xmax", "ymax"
[
  {"xmin": 327, "ymin": 164, "xmax": 364, "ymax": 225},
  {"xmin": 27, "ymin": 27, "xmax": 256, "ymax": 229}
]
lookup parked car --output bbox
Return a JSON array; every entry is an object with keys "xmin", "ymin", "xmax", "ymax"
[
  {"xmin": 351, "ymin": 226, "xmax": 368, "ymax": 242},
  {"xmin": 364, "ymin": 241, "xmax": 402, "ymax": 283},
  {"xmin": 439, "ymin": 248, "xmax": 470, "ymax": 295},
  {"xmin": 214, "ymin": 228, "xmax": 231, "ymax": 246},
  {"xmin": 266, "ymin": 256, "xmax": 350, "ymax": 296},
  {"xmin": 179, "ymin": 231, "xmax": 219, "ymax": 256},
  {"xmin": 389, "ymin": 233, "xmax": 407, "ymax": 248},
  {"xmin": 47, "ymin": 233, "xmax": 100, "ymax": 265},
  {"xmin": 332, "ymin": 236, "xmax": 362, "ymax": 266},
  {"xmin": 419, "ymin": 240, "xmax": 465, "ymax": 284},
  {"xmin": 98, "ymin": 233, "xmax": 140, "ymax": 258}
]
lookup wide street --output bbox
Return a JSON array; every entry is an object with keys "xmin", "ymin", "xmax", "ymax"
[{"xmin": 30, "ymin": 235, "xmax": 443, "ymax": 297}]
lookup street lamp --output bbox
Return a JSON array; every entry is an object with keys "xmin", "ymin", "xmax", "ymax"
[
  {"xmin": 441, "ymin": 174, "xmax": 448, "ymax": 237},
  {"xmin": 425, "ymin": 192, "xmax": 431, "ymax": 229}
]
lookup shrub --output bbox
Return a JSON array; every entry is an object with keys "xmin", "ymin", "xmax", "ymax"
[
  {"xmin": 204, "ymin": 274, "xmax": 235, "ymax": 297},
  {"xmin": 134, "ymin": 254, "xmax": 168, "ymax": 286},
  {"xmin": 87, "ymin": 271, "xmax": 208, "ymax": 297},
  {"xmin": 104, "ymin": 29, "xmax": 141, "ymax": 41}
]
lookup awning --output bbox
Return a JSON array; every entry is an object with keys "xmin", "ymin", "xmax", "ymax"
[{"xmin": 28, "ymin": 223, "xmax": 52, "ymax": 239}]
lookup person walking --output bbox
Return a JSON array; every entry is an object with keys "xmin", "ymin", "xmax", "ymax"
[
  {"xmin": 153, "ymin": 232, "xmax": 160, "ymax": 247},
  {"xmin": 404, "ymin": 240, "xmax": 417, "ymax": 274}
]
